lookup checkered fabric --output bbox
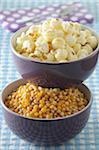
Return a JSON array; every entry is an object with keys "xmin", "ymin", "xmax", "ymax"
[
  {"xmin": 0, "ymin": 2, "xmax": 94, "ymax": 32},
  {"xmin": 0, "ymin": 0, "xmax": 99, "ymax": 149}
]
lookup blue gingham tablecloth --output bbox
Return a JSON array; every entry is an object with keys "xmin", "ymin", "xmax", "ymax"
[{"xmin": 0, "ymin": 0, "xmax": 99, "ymax": 149}]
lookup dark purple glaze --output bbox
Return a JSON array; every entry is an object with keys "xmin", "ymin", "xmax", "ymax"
[
  {"xmin": 1, "ymin": 79, "xmax": 92, "ymax": 145},
  {"xmin": 12, "ymin": 50, "xmax": 98, "ymax": 88}
]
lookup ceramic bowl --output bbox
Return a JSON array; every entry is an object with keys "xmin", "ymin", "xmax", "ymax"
[
  {"xmin": 11, "ymin": 25, "xmax": 99, "ymax": 88},
  {"xmin": 1, "ymin": 78, "xmax": 92, "ymax": 145}
]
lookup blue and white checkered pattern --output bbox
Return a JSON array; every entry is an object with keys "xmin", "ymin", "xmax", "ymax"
[{"xmin": 0, "ymin": 0, "xmax": 99, "ymax": 149}]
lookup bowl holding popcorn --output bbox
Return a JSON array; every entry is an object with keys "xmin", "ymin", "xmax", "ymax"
[{"xmin": 11, "ymin": 18, "xmax": 99, "ymax": 87}]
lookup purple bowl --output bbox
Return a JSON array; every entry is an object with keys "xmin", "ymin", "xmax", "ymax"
[
  {"xmin": 11, "ymin": 25, "xmax": 99, "ymax": 88},
  {"xmin": 1, "ymin": 79, "xmax": 92, "ymax": 145}
]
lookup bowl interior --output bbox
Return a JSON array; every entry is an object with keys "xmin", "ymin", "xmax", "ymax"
[{"xmin": 1, "ymin": 78, "xmax": 92, "ymax": 120}]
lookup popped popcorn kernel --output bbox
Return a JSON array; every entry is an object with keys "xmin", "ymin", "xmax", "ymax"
[{"xmin": 15, "ymin": 18, "xmax": 98, "ymax": 62}]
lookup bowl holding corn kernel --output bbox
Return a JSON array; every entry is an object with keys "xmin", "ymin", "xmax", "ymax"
[
  {"xmin": 11, "ymin": 18, "xmax": 99, "ymax": 87},
  {"xmin": 1, "ymin": 78, "xmax": 92, "ymax": 145}
]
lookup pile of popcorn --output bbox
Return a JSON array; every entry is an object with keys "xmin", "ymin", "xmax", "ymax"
[{"xmin": 16, "ymin": 18, "xmax": 97, "ymax": 62}]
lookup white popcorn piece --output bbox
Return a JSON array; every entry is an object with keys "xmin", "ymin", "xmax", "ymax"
[
  {"xmin": 35, "ymin": 36, "xmax": 45, "ymax": 46},
  {"xmin": 66, "ymin": 45, "xmax": 77, "ymax": 61},
  {"xmin": 29, "ymin": 55, "xmax": 41, "ymax": 61},
  {"xmin": 21, "ymin": 32, "xmax": 25, "ymax": 38},
  {"xmin": 26, "ymin": 25, "xmax": 41, "ymax": 35},
  {"xmin": 66, "ymin": 45, "xmax": 75, "ymax": 54},
  {"xmin": 65, "ymin": 34, "xmax": 77, "ymax": 47},
  {"xmin": 52, "ymin": 37, "xmax": 65, "ymax": 49},
  {"xmin": 55, "ymin": 30, "xmax": 65, "ymax": 38},
  {"xmin": 41, "ymin": 20, "xmax": 50, "ymax": 32},
  {"xmin": 55, "ymin": 49, "xmax": 68, "ymax": 61},
  {"xmin": 68, "ymin": 53, "xmax": 78, "ymax": 61},
  {"xmin": 73, "ymin": 43, "xmax": 81, "ymax": 53},
  {"xmin": 17, "ymin": 32, "xmax": 29, "ymax": 46},
  {"xmin": 22, "ymin": 40, "xmax": 34, "ymax": 52},
  {"xmin": 41, "ymin": 43, "xmax": 49, "ymax": 53},
  {"xmin": 15, "ymin": 18, "xmax": 97, "ymax": 62},
  {"xmin": 77, "ymin": 49, "xmax": 89, "ymax": 59},
  {"xmin": 46, "ymin": 53, "xmax": 55, "ymax": 61},
  {"xmin": 22, "ymin": 40, "xmax": 31, "ymax": 49},
  {"xmin": 34, "ymin": 50, "xmax": 42, "ymax": 57},
  {"xmin": 78, "ymin": 31, "xmax": 87, "ymax": 45},
  {"xmin": 43, "ymin": 29, "xmax": 56, "ymax": 42},
  {"xmin": 35, "ymin": 37, "xmax": 49, "ymax": 53},
  {"xmin": 87, "ymin": 36, "xmax": 97, "ymax": 49},
  {"xmin": 72, "ymin": 22, "xmax": 81, "ymax": 35},
  {"xmin": 16, "ymin": 37, "xmax": 22, "ymax": 45},
  {"xmin": 50, "ymin": 18, "xmax": 62, "ymax": 30},
  {"xmin": 62, "ymin": 21, "xmax": 72, "ymax": 33},
  {"xmin": 82, "ymin": 44, "xmax": 93, "ymax": 54},
  {"xmin": 85, "ymin": 29, "xmax": 92, "ymax": 37},
  {"xmin": 36, "ymin": 46, "xmax": 49, "ymax": 54}
]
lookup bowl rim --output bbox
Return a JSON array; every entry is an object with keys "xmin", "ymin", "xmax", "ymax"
[
  {"xmin": 1, "ymin": 78, "xmax": 93, "ymax": 121},
  {"xmin": 11, "ymin": 24, "xmax": 99, "ymax": 65}
]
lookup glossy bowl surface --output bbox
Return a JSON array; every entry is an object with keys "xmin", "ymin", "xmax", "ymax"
[
  {"xmin": 1, "ymin": 79, "xmax": 92, "ymax": 145},
  {"xmin": 11, "ymin": 25, "xmax": 99, "ymax": 88}
]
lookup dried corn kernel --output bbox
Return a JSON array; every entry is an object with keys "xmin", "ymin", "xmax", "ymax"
[{"xmin": 5, "ymin": 82, "xmax": 88, "ymax": 119}]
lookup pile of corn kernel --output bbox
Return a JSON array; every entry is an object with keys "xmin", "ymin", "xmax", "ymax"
[
  {"xmin": 16, "ymin": 18, "xmax": 97, "ymax": 62},
  {"xmin": 5, "ymin": 83, "xmax": 88, "ymax": 119}
]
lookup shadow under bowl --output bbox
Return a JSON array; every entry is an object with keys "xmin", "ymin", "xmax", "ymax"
[{"xmin": 1, "ymin": 78, "xmax": 92, "ymax": 145}]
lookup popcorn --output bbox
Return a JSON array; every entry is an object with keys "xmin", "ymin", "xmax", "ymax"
[
  {"xmin": 78, "ymin": 31, "xmax": 87, "ymax": 45},
  {"xmin": 41, "ymin": 20, "xmax": 50, "ymax": 32},
  {"xmin": 77, "ymin": 49, "xmax": 89, "ymax": 59},
  {"xmin": 43, "ymin": 29, "xmax": 56, "ymax": 42},
  {"xmin": 21, "ymin": 32, "xmax": 25, "ymax": 38},
  {"xmin": 46, "ymin": 53, "xmax": 55, "ymax": 62},
  {"xmin": 16, "ymin": 37, "xmax": 22, "ymax": 45},
  {"xmin": 85, "ymin": 29, "xmax": 92, "ymax": 37},
  {"xmin": 68, "ymin": 54, "xmax": 78, "ymax": 61},
  {"xmin": 22, "ymin": 52, "xmax": 29, "ymax": 57},
  {"xmin": 35, "ymin": 37, "xmax": 49, "ymax": 53},
  {"xmin": 16, "ymin": 32, "xmax": 25, "ymax": 45},
  {"xmin": 65, "ymin": 34, "xmax": 77, "ymax": 47},
  {"xmin": 66, "ymin": 45, "xmax": 77, "ymax": 61},
  {"xmin": 55, "ymin": 49, "xmax": 68, "ymax": 61},
  {"xmin": 33, "ymin": 50, "xmax": 42, "ymax": 58},
  {"xmin": 35, "ymin": 46, "xmax": 48, "ymax": 54},
  {"xmin": 55, "ymin": 30, "xmax": 65, "ymax": 38},
  {"xmin": 22, "ymin": 40, "xmax": 34, "ymax": 52},
  {"xmin": 72, "ymin": 22, "xmax": 81, "ymax": 35},
  {"xmin": 62, "ymin": 21, "xmax": 72, "ymax": 33},
  {"xmin": 87, "ymin": 36, "xmax": 97, "ymax": 49},
  {"xmin": 82, "ymin": 44, "xmax": 93, "ymax": 54},
  {"xmin": 50, "ymin": 18, "xmax": 62, "ymax": 30},
  {"xmin": 29, "ymin": 53, "xmax": 34, "ymax": 57},
  {"xmin": 73, "ymin": 43, "xmax": 81, "ymax": 53},
  {"xmin": 15, "ymin": 18, "xmax": 98, "ymax": 62},
  {"xmin": 26, "ymin": 25, "xmax": 41, "ymax": 35},
  {"xmin": 52, "ymin": 37, "xmax": 65, "ymax": 49},
  {"xmin": 66, "ymin": 45, "xmax": 75, "ymax": 53}
]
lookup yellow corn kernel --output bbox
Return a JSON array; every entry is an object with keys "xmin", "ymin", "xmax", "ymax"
[
  {"xmin": 41, "ymin": 106, "xmax": 47, "ymax": 113},
  {"xmin": 36, "ymin": 91, "xmax": 43, "ymax": 99}
]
